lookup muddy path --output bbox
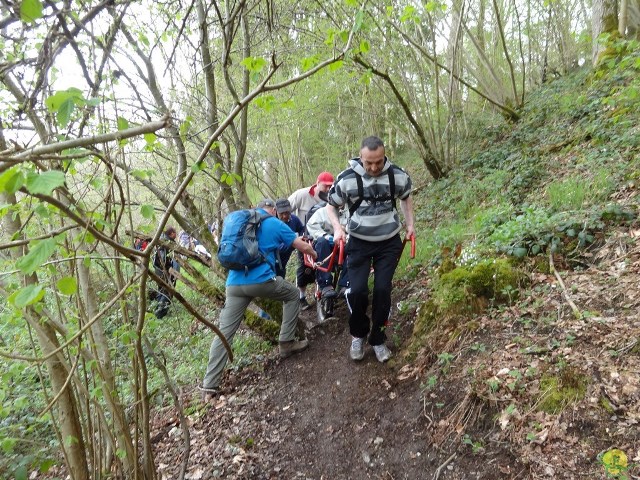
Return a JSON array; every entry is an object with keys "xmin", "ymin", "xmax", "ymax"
[{"xmin": 153, "ymin": 296, "xmax": 516, "ymax": 480}]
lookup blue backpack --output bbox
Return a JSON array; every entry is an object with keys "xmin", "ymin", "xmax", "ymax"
[{"xmin": 217, "ymin": 209, "xmax": 272, "ymax": 273}]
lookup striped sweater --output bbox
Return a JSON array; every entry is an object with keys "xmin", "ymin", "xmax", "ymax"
[{"xmin": 328, "ymin": 158, "xmax": 412, "ymax": 242}]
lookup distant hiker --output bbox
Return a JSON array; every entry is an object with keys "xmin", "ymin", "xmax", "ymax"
[
  {"xmin": 152, "ymin": 226, "xmax": 178, "ymax": 319},
  {"xmin": 178, "ymin": 230, "xmax": 194, "ymax": 250},
  {"xmin": 288, "ymin": 171, "xmax": 335, "ymax": 310},
  {"xmin": 200, "ymin": 199, "xmax": 317, "ymax": 399},
  {"xmin": 134, "ymin": 236, "xmax": 149, "ymax": 251},
  {"xmin": 275, "ymin": 198, "xmax": 304, "ymax": 278},
  {"xmin": 327, "ymin": 136, "xmax": 415, "ymax": 363}
]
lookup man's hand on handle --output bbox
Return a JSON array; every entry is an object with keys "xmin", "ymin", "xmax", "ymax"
[{"xmin": 293, "ymin": 237, "xmax": 317, "ymax": 260}]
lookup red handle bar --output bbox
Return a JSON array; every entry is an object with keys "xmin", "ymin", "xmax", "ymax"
[
  {"xmin": 403, "ymin": 234, "xmax": 416, "ymax": 259},
  {"xmin": 303, "ymin": 238, "xmax": 345, "ymax": 272}
]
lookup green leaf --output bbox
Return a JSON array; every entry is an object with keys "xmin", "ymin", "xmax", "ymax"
[
  {"xmin": 353, "ymin": 11, "xmax": 365, "ymax": 32},
  {"xmin": 359, "ymin": 40, "xmax": 370, "ymax": 53},
  {"xmin": 131, "ymin": 169, "xmax": 150, "ymax": 180},
  {"xmin": 140, "ymin": 204, "xmax": 155, "ymax": 219},
  {"xmin": 16, "ymin": 238, "xmax": 57, "ymax": 274},
  {"xmin": 45, "ymin": 88, "xmax": 83, "ymax": 113},
  {"xmin": 240, "ymin": 56, "xmax": 267, "ymax": 73},
  {"xmin": 300, "ymin": 55, "xmax": 319, "ymax": 71},
  {"xmin": 34, "ymin": 203, "xmax": 50, "ymax": 218},
  {"xmin": 38, "ymin": 458, "xmax": 56, "ymax": 473},
  {"xmin": 255, "ymin": 95, "xmax": 276, "ymax": 111},
  {"xmin": 9, "ymin": 284, "xmax": 45, "ymax": 308},
  {"xmin": 344, "ymin": 0, "xmax": 358, "ymax": 6},
  {"xmin": 601, "ymin": 449, "xmax": 628, "ymax": 475},
  {"xmin": 15, "ymin": 465, "xmax": 28, "ymax": 480},
  {"xmin": 191, "ymin": 160, "xmax": 206, "ymax": 173},
  {"xmin": 0, "ymin": 167, "xmax": 25, "ymax": 194},
  {"xmin": 425, "ymin": 1, "xmax": 437, "ymax": 12},
  {"xmin": 1, "ymin": 437, "xmax": 17, "ymax": 454},
  {"xmin": 513, "ymin": 247, "xmax": 528, "ymax": 258},
  {"xmin": 221, "ymin": 172, "xmax": 234, "ymax": 186},
  {"xmin": 179, "ymin": 116, "xmax": 192, "ymax": 139},
  {"xmin": 329, "ymin": 60, "xmax": 344, "ymax": 71},
  {"xmin": 25, "ymin": 170, "xmax": 66, "ymax": 195},
  {"xmin": 324, "ymin": 28, "xmax": 337, "ymax": 46},
  {"xmin": 144, "ymin": 133, "xmax": 157, "ymax": 145},
  {"xmin": 57, "ymin": 98, "xmax": 75, "ymax": 127},
  {"xmin": 400, "ymin": 5, "xmax": 420, "ymax": 22},
  {"xmin": 117, "ymin": 117, "xmax": 129, "ymax": 130},
  {"xmin": 82, "ymin": 231, "xmax": 96, "ymax": 244},
  {"xmin": 359, "ymin": 70, "xmax": 372, "ymax": 85},
  {"xmin": 20, "ymin": 0, "xmax": 42, "ymax": 23},
  {"xmin": 56, "ymin": 276, "xmax": 78, "ymax": 295}
]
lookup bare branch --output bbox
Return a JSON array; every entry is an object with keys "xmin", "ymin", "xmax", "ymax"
[{"xmin": 3, "ymin": 116, "xmax": 169, "ymax": 161}]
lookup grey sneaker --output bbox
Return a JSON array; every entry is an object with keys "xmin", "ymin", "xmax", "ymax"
[
  {"xmin": 373, "ymin": 344, "xmax": 391, "ymax": 363},
  {"xmin": 279, "ymin": 339, "xmax": 309, "ymax": 358},
  {"xmin": 350, "ymin": 337, "xmax": 365, "ymax": 361},
  {"xmin": 299, "ymin": 297, "xmax": 311, "ymax": 311}
]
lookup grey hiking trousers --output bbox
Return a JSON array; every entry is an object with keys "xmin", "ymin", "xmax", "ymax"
[{"xmin": 202, "ymin": 276, "xmax": 300, "ymax": 389}]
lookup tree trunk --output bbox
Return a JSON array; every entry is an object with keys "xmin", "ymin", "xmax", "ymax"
[
  {"xmin": 446, "ymin": 0, "xmax": 464, "ymax": 166},
  {"xmin": 620, "ymin": 0, "xmax": 629, "ymax": 35},
  {"xmin": 626, "ymin": 0, "xmax": 640, "ymax": 38},
  {"xmin": 77, "ymin": 263, "xmax": 140, "ymax": 476},
  {"xmin": 592, "ymin": 0, "xmax": 619, "ymax": 66}
]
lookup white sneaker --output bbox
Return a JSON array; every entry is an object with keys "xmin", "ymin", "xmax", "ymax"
[
  {"xmin": 373, "ymin": 344, "xmax": 391, "ymax": 363},
  {"xmin": 350, "ymin": 337, "xmax": 365, "ymax": 361}
]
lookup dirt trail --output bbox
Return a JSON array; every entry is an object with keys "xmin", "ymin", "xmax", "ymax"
[{"xmin": 153, "ymin": 296, "xmax": 515, "ymax": 480}]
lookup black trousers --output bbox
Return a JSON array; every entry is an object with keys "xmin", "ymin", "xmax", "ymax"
[
  {"xmin": 295, "ymin": 250, "xmax": 315, "ymax": 290},
  {"xmin": 345, "ymin": 234, "xmax": 403, "ymax": 345}
]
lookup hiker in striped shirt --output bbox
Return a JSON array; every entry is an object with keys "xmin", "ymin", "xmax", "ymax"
[{"xmin": 326, "ymin": 136, "xmax": 415, "ymax": 363}]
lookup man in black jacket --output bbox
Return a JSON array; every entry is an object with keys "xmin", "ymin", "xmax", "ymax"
[{"xmin": 152, "ymin": 226, "xmax": 178, "ymax": 319}]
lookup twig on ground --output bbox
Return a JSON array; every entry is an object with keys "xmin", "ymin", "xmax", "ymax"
[
  {"xmin": 422, "ymin": 396, "xmax": 433, "ymax": 428},
  {"xmin": 432, "ymin": 452, "xmax": 456, "ymax": 480},
  {"xmin": 549, "ymin": 252, "xmax": 582, "ymax": 319}
]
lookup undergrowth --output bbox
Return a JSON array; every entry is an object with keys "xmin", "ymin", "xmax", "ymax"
[
  {"xmin": 406, "ymin": 38, "xmax": 640, "ymax": 275},
  {"xmin": 396, "ymin": 38, "xmax": 640, "ymax": 478}
]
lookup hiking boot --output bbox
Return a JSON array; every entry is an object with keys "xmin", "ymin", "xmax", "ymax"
[
  {"xmin": 373, "ymin": 344, "xmax": 392, "ymax": 363},
  {"xmin": 299, "ymin": 297, "xmax": 311, "ymax": 311},
  {"xmin": 321, "ymin": 286, "xmax": 337, "ymax": 299},
  {"xmin": 197, "ymin": 385, "xmax": 220, "ymax": 402},
  {"xmin": 279, "ymin": 339, "xmax": 309, "ymax": 358},
  {"xmin": 350, "ymin": 337, "xmax": 365, "ymax": 361}
]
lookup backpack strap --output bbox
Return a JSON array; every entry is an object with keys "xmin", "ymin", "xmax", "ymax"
[
  {"xmin": 348, "ymin": 170, "xmax": 363, "ymax": 217},
  {"xmin": 348, "ymin": 165, "xmax": 396, "ymax": 216},
  {"xmin": 254, "ymin": 210, "xmax": 279, "ymax": 275}
]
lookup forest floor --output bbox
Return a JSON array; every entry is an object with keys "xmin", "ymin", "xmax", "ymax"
[{"xmin": 151, "ymin": 226, "xmax": 640, "ymax": 480}]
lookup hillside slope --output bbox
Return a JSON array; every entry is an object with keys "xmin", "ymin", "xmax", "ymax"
[{"xmin": 145, "ymin": 46, "xmax": 640, "ymax": 479}]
